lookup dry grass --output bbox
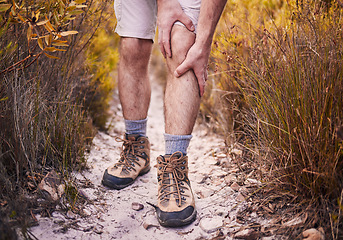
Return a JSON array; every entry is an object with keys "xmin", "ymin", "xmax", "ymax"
[
  {"xmin": 0, "ymin": 0, "xmax": 118, "ymax": 236},
  {"xmin": 203, "ymin": 0, "xmax": 343, "ymax": 238}
]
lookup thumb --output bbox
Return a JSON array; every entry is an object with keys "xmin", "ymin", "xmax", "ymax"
[
  {"xmin": 174, "ymin": 60, "xmax": 191, "ymax": 78},
  {"xmin": 178, "ymin": 13, "xmax": 195, "ymax": 32}
]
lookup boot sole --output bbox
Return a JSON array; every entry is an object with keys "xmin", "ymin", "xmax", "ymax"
[
  {"xmin": 158, "ymin": 209, "xmax": 197, "ymax": 228},
  {"xmin": 102, "ymin": 165, "xmax": 150, "ymax": 190}
]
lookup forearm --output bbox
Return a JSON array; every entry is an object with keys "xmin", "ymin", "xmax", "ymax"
[{"xmin": 195, "ymin": 0, "xmax": 227, "ymax": 47}]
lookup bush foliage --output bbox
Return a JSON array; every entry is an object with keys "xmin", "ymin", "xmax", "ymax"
[
  {"xmin": 203, "ymin": 0, "xmax": 343, "ymax": 237},
  {"xmin": 0, "ymin": 0, "xmax": 118, "ymax": 231}
]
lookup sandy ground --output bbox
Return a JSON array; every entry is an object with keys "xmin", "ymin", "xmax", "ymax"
[{"xmin": 27, "ymin": 76, "xmax": 277, "ymax": 239}]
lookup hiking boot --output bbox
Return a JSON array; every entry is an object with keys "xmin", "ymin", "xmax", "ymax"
[
  {"xmin": 102, "ymin": 134, "xmax": 150, "ymax": 190},
  {"xmin": 155, "ymin": 152, "xmax": 196, "ymax": 227}
]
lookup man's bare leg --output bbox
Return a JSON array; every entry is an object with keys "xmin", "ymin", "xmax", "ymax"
[
  {"xmin": 165, "ymin": 25, "xmax": 200, "ymax": 135},
  {"xmin": 118, "ymin": 37, "xmax": 152, "ymax": 120},
  {"xmin": 155, "ymin": 25, "xmax": 200, "ymax": 228},
  {"xmin": 101, "ymin": 37, "xmax": 153, "ymax": 190}
]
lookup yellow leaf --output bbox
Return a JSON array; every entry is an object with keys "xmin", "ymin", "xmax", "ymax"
[
  {"xmin": 74, "ymin": 0, "xmax": 86, "ymax": 4},
  {"xmin": 43, "ymin": 52, "xmax": 59, "ymax": 59},
  {"xmin": 44, "ymin": 35, "xmax": 49, "ymax": 46},
  {"xmin": 68, "ymin": 10, "xmax": 83, "ymax": 15},
  {"xmin": 75, "ymin": 5, "xmax": 87, "ymax": 8},
  {"xmin": 59, "ymin": 30, "xmax": 78, "ymax": 36},
  {"xmin": 0, "ymin": 4, "xmax": 11, "ymax": 12},
  {"xmin": 64, "ymin": 16, "xmax": 76, "ymax": 21},
  {"xmin": 43, "ymin": 17, "xmax": 55, "ymax": 32},
  {"xmin": 44, "ymin": 47, "xmax": 66, "ymax": 52},
  {"xmin": 52, "ymin": 39, "xmax": 68, "ymax": 44},
  {"xmin": 27, "ymin": 24, "xmax": 32, "ymax": 42},
  {"xmin": 37, "ymin": 38, "xmax": 44, "ymax": 50},
  {"xmin": 36, "ymin": 19, "xmax": 48, "ymax": 26},
  {"xmin": 65, "ymin": 6, "xmax": 76, "ymax": 11},
  {"xmin": 35, "ymin": 11, "xmax": 40, "ymax": 21},
  {"xmin": 52, "ymin": 42, "xmax": 69, "ymax": 47}
]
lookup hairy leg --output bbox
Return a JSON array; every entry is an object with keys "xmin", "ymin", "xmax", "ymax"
[
  {"xmin": 164, "ymin": 25, "xmax": 201, "ymax": 135},
  {"xmin": 118, "ymin": 37, "xmax": 153, "ymax": 120}
]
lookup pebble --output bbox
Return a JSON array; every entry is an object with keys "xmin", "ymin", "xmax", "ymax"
[
  {"xmin": 216, "ymin": 153, "xmax": 227, "ymax": 158},
  {"xmin": 283, "ymin": 216, "xmax": 304, "ymax": 227},
  {"xmin": 230, "ymin": 149, "xmax": 243, "ymax": 155},
  {"xmin": 230, "ymin": 182, "xmax": 240, "ymax": 191},
  {"xmin": 83, "ymin": 208, "xmax": 92, "ymax": 216},
  {"xmin": 199, "ymin": 216, "xmax": 223, "ymax": 233},
  {"xmin": 302, "ymin": 227, "xmax": 325, "ymax": 240},
  {"xmin": 66, "ymin": 210, "xmax": 77, "ymax": 219},
  {"xmin": 245, "ymin": 178, "xmax": 261, "ymax": 185},
  {"xmin": 234, "ymin": 228, "xmax": 259, "ymax": 240},
  {"xmin": 224, "ymin": 174, "xmax": 237, "ymax": 185},
  {"xmin": 131, "ymin": 202, "xmax": 144, "ymax": 211},
  {"xmin": 236, "ymin": 193, "xmax": 246, "ymax": 202}
]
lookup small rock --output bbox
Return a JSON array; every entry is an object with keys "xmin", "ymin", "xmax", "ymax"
[
  {"xmin": 230, "ymin": 182, "xmax": 240, "ymax": 191},
  {"xmin": 83, "ymin": 208, "xmax": 91, "ymax": 216},
  {"xmin": 224, "ymin": 174, "xmax": 237, "ymax": 185},
  {"xmin": 302, "ymin": 227, "xmax": 325, "ymax": 240},
  {"xmin": 78, "ymin": 189, "xmax": 89, "ymax": 200},
  {"xmin": 131, "ymin": 202, "xmax": 144, "ymax": 211},
  {"xmin": 140, "ymin": 179, "xmax": 149, "ymax": 183},
  {"xmin": 143, "ymin": 222, "xmax": 159, "ymax": 230},
  {"xmin": 239, "ymin": 186, "xmax": 248, "ymax": 194},
  {"xmin": 93, "ymin": 224, "xmax": 104, "ymax": 234},
  {"xmin": 199, "ymin": 216, "xmax": 223, "ymax": 233},
  {"xmin": 236, "ymin": 193, "xmax": 246, "ymax": 202},
  {"xmin": 216, "ymin": 153, "xmax": 227, "ymax": 158},
  {"xmin": 234, "ymin": 228, "xmax": 259, "ymax": 240},
  {"xmin": 245, "ymin": 178, "xmax": 261, "ymax": 185},
  {"xmin": 38, "ymin": 171, "xmax": 65, "ymax": 201},
  {"xmin": 66, "ymin": 210, "xmax": 77, "ymax": 219},
  {"xmin": 283, "ymin": 216, "xmax": 304, "ymax": 227},
  {"xmin": 230, "ymin": 149, "xmax": 242, "ymax": 155}
]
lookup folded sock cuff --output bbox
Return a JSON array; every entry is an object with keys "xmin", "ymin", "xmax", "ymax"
[
  {"xmin": 164, "ymin": 133, "xmax": 192, "ymax": 155},
  {"xmin": 125, "ymin": 118, "xmax": 147, "ymax": 136}
]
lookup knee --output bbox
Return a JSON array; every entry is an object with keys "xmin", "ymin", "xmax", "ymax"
[
  {"xmin": 170, "ymin": 25, "xmax": 196, "ymax": 66},
  {"xmin": 120, "ymin": 38, "xmax": 152, "ymax": 68}
]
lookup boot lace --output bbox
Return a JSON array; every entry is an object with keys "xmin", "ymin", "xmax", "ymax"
[
  {"xmin": 158, "ymin": 152, "xmax": 189, "ymax": 207},
  {"xmin": 114, "ymin": 136, "xmax": 146, "ymax": 172}
]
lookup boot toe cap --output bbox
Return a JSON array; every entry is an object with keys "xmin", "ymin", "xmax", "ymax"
[
  {"xmin": 156, "ymin": 206, "xmax": 196, "ymax": 227},
  {"xmin": 102, "ymin": 169, "xmax": 134, "ymax": 189}
]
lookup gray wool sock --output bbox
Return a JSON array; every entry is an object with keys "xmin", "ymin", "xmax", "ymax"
[
  {"xmin": 164, "ymin": 133, "xmax": 192, "ymax": 155},
  {"xmin": 124, "ymin": 118, "xmax": 147, "ymax": 136}
]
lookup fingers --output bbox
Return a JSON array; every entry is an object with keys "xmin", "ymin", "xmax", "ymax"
[
  {"xmin": 174, "ymin": 60, "xmax": 207, "ymax": 97},
  {"xmin": 197, "ymin": 70, "xmax": 206, "ymax": 97},
  {"xmin": 179, "ymin": 13, "xmax": 195, "ymax": 32},
  {"xmin": 174, "ymin": 59, "xmax": 190, "ymax": 78},
  {"xmin": 158, "ymin": 25, "xmax": 172, "ymax": 58},
  {"xmin": 158, "ymin": 31, "xmax": 166, "ymax": 58}
]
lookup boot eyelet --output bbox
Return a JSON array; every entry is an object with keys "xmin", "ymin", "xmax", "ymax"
[
  {"xmin": 182, "ymin": 161, "xmax": 186, "ymax": 164},
  {"xmin": 181, "ymin": 166, "xmax": 185, "ymax": 170}
]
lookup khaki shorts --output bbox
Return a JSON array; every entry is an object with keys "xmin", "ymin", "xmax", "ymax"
[{"xmin": 114, "ymin": 0, "xmax": 201, "ymax": 40}]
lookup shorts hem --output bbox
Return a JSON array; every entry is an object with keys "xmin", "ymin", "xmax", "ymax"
[{"xmin": 115, "ymin": 29, "xmax": 155, "ymax": 40}]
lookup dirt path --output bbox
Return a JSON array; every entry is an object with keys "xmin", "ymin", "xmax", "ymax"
[{"xmin": 28, "ymin": 75, "xmax": 274, "ymax": 239}]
